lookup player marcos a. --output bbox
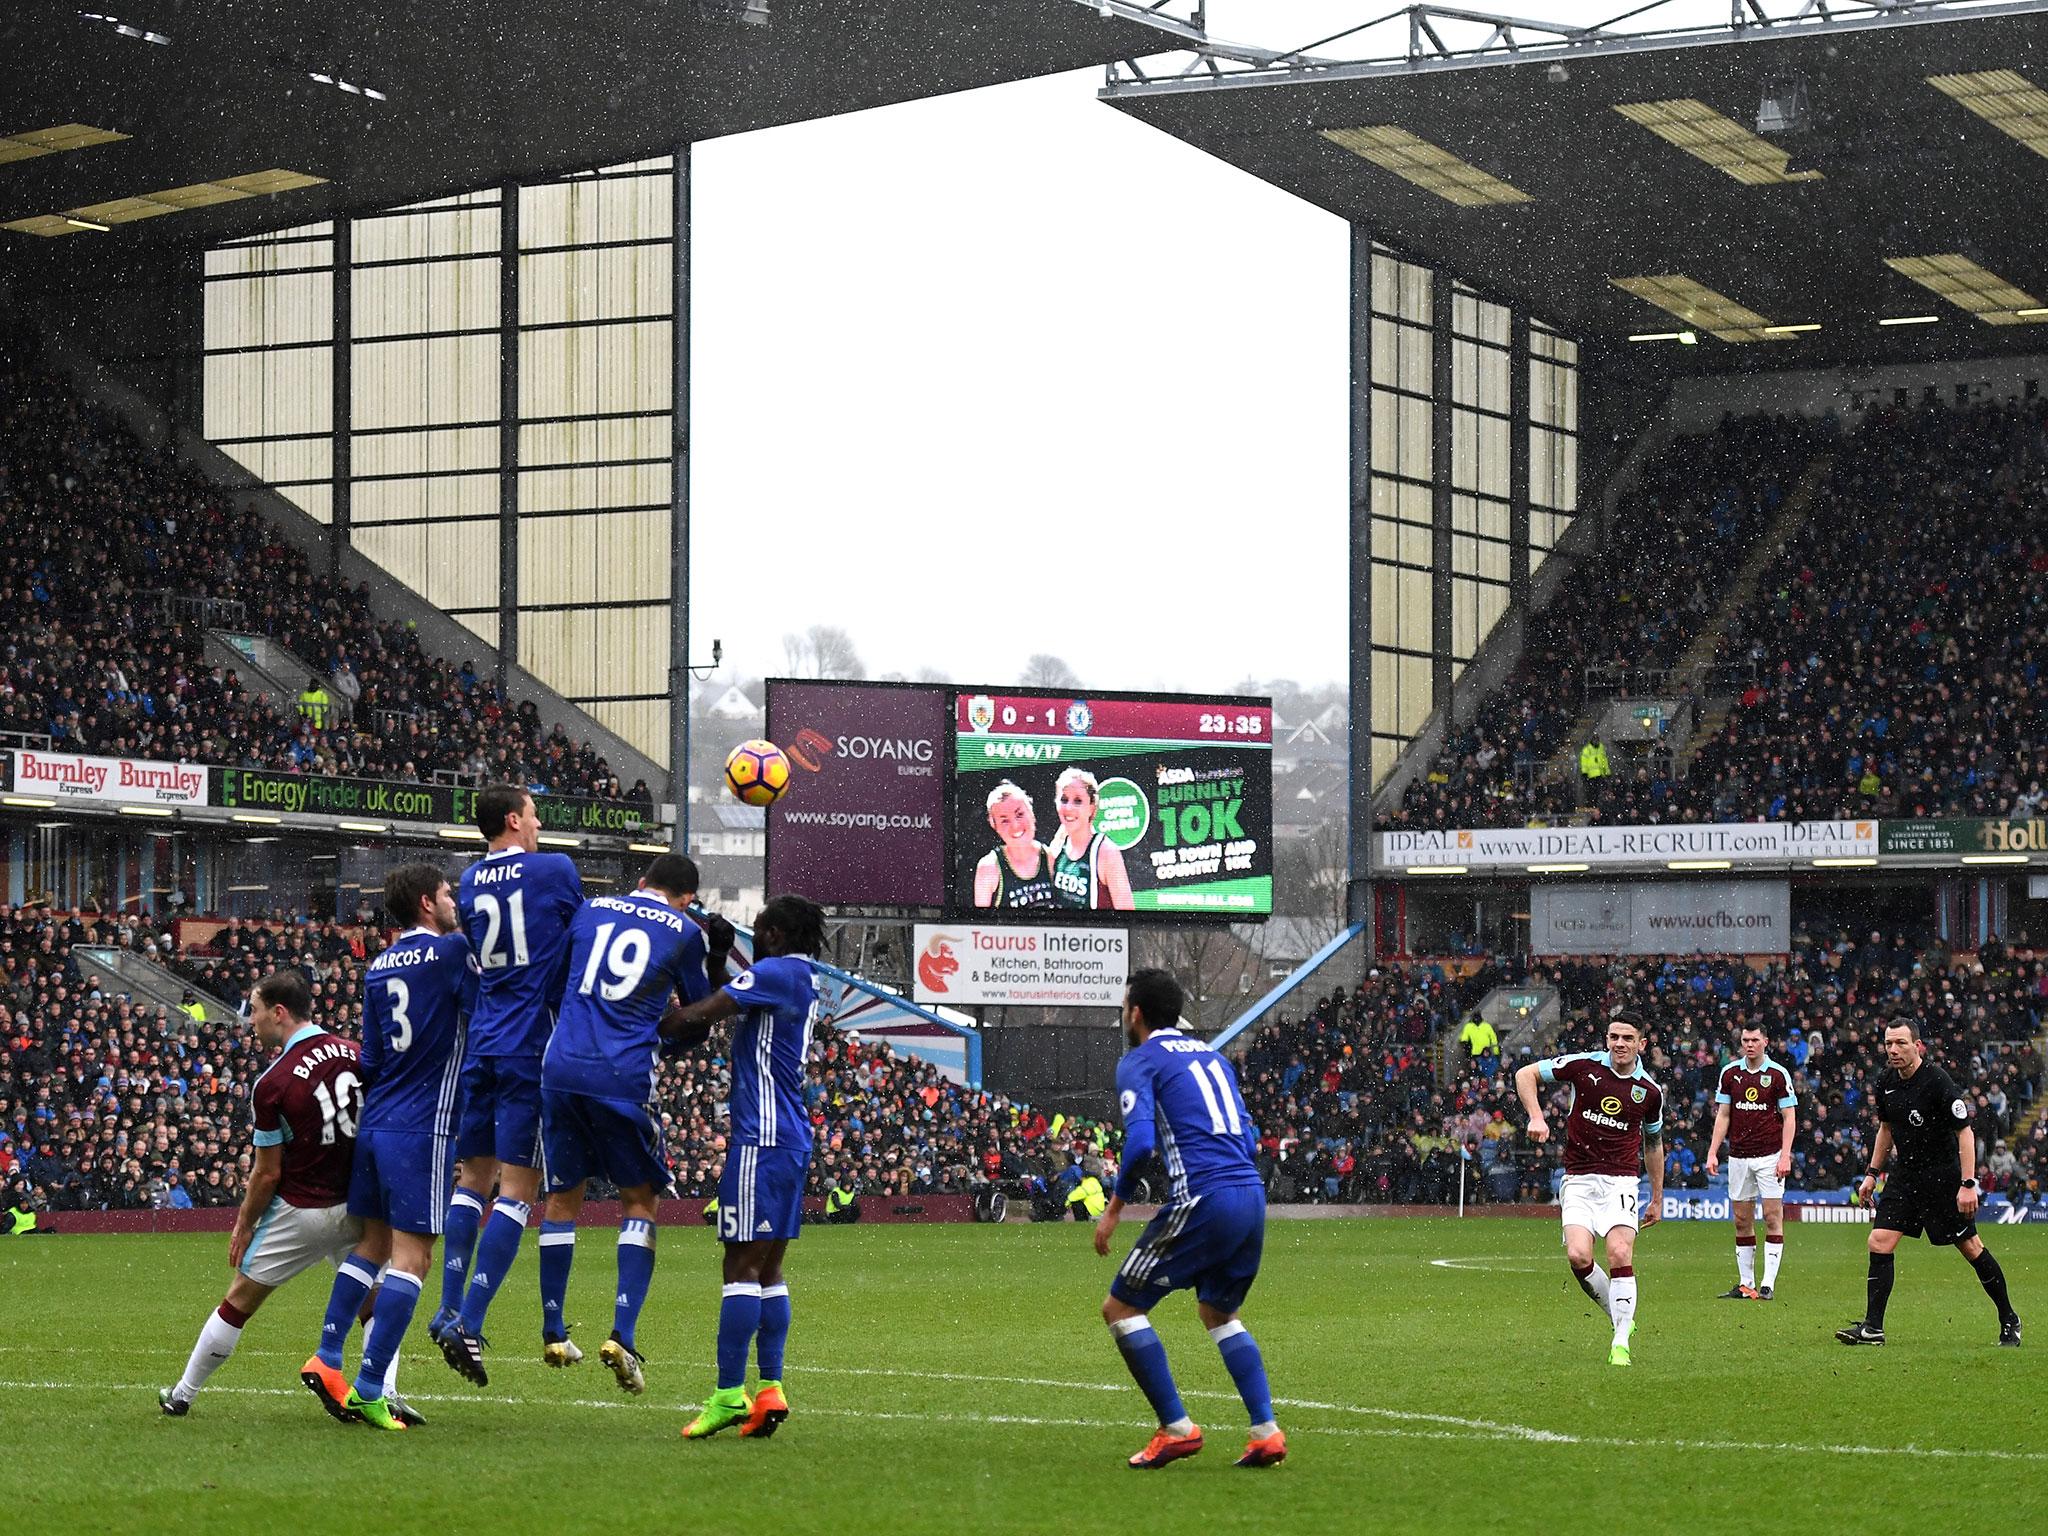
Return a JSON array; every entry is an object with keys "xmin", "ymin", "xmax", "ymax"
[
  {"xmin": 160, "ymin": 971, "xmax": 377, "ymax": 1416},
  {"xmin": 1515, "ymin": 1014, "xmax": 1665, "ymax": 1366},
  {"xmin": 1095, "ymin": 968, "xmax": 1285, "ymax": 1470},
  {"xmin": 437, "ymin": 783, "xmax": 584, "ymax": 1383},
  {"xmin": 1703, "ymin": 1025, "xmax": 1797, "ymax": 1299},
  {"xmin": 301, "ymin": 862, "xmax": 477, "ymax": 1431},
  {"xmin": 533, "ymin": 854, "xmax": 730, "ymax": 1396},
  {"xmin": 665, "ymin": 894, "xmax": 826, "ymax": 1442},
  {"xmin": 1836, "ymin": 1018, "xmax": 2022, "ymax": 1348}
]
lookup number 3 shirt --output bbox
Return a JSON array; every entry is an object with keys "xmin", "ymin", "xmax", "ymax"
[
  {"xmin": 358, "ymin": 926, "xmax": 478, "ymax": 1140},
  {"xmin": 458, "ymin": 848, "xmax": 584, "ymax": 1058},
  {"xmin": 250, "ymin": 1023, "xmax": 364, "ymax": 1208},
  {"xmin": 1113, "ymin": 1027, "xmax": 1263, "ymax": 1204}
]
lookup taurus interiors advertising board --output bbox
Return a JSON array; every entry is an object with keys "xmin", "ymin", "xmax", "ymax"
[
  {"xmin": 764, "ymin": 680, "xmax": 948, "ymax": 907},
  {"xmin": 951, "ymin": 690, "xmax": 1272, "ymax": 917},
  {"xmin": 912, "ymin": 922, "xmax": 1129, "ymax": 1007}
]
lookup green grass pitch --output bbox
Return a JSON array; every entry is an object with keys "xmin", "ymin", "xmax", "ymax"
[{"xmin": 4, "ymin": 1218, "xmax": 2043, "ymax": 1533}]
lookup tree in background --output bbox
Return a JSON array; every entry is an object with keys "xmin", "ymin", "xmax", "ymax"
[
  {"xmin": 1020, "ymin": 653, "xmax": 1081, "ymax": 690},
  {"xmin": 782, "ymin": 625, "xmax": 866, "ymax": 680}
]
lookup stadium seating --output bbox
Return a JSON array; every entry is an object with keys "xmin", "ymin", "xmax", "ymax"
[
  {"xmin": 0, "ymin": 339, "xmax": 647, "ymax": 801},
  {"xmin": 1386, "ymin": 412, "xmax": 1825, "ymax": 831},
  {"xmin": 0, "ymin": 903, "xmax": 1112, "ymax": 1213},
  {"xmin": 1389, "ymin": 398, "xmax": 2048, "ymax": 828},
  {"xmin": 1235, "ymin": 940, "xmax": 2046, "ymax": 1207}
]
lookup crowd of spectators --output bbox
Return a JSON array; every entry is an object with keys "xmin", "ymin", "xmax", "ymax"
[
  {"xmin": 1388, "ymin": 396, "xmax": 2048, "ymax": 831},
  {"xmin": 0, "ymin": 342, "xmax": 649, "ymax": 803},
  {"xmin": 1232, "ymin": 932, "xmax": 2048, "ymax": 1209},
  {"xmin": 0, "ymin": 902, "xmax": 1111, "ymax": 1216},
  {"xmin": 1386, "ymin": 412, "xmax": 1823, "ymax": 831},
  {"xmin": 1682, "ymin": 399, "xmax": 2048, "ymax": 823}
]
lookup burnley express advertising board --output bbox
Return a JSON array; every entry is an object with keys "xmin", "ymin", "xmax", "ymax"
[{"xmin": 950, "ymin": 691, "xmax": 1272, "ymax": 916}]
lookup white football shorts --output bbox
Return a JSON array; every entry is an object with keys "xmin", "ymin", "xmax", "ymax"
[
  {"xmin": 1727, "ymin": 1153, "xmax": 1786, "ymax": 1203},
  {"xmin": 1559, "ymin": 1172, "xmax": 1641, "ymax": 1236},
  {"xmin": 238, "ymin": 1198, "xmax": 363, "ymax": 1288}
]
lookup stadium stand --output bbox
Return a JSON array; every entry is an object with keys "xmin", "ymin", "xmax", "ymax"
[
  {"xmin": 1388, "ymin": 398, "xmax": 2048, "ymax": 830},
  {"xmin": 1685, "ymin": 399, "xmax": 2048, "ymax": 823},
  {"xmin": 1385, "ymin": 411, "xmax": 1826, "ymax": 831},
  {"xmin": 0, "ymin": 340, "xmax": 649, "ymax": 801},
  {"xmin": 0, "ymin": 902, "xmax": 1114, "ymax": 1214}
]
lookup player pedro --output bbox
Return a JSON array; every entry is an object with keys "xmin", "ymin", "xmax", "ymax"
[{"xmin": 1095, "ymin": 969, "xmax": 1286, "ymax": 1470}]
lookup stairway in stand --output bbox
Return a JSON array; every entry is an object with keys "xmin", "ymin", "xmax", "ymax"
[{"xmin": 1542, "ymin": 453, "xmax": 1836, "ymax": 791}]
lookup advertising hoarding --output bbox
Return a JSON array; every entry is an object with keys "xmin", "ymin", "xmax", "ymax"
[
  {"xmin": 1528, "ymin": 880, "xmax": 1792, "ymax": 956},
  {"xmin": 764, "ymin": 680, "xmax": 948, "ymax": 907},
  {"xmin": 911, "ymin": 921, "xmax": 1129, "ymax": 1007}
]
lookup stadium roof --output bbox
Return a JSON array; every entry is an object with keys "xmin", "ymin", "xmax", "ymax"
[
  {"xmin": 0, "ymin": 0, "xmax": 1170, "ymax": 259},
  {"xmin": 1103, "ymin": 0, "xmax": 2048, "ymax": 371}
]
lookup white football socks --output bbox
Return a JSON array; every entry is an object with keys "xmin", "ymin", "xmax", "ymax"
[
  {"xmin": 1609, "ymin": 1273, "xmax": 1638, "ymax": 1344},
  {"xmin": 175, "ymin": 1307, "xmax": 244, "ymax": 1402}
]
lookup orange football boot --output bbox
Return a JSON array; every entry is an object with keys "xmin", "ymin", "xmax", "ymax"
[
  {"xmin": 300, "ymin": 1355, "xmax": 360, "ymax": 1423},
  {"xmin": 740, "ymin": 1382, "xmax": 789, "ymax": 1438},
  {"xmin": 1127, "ymin": 1424, "xmax": 1203, "ymax": 1469},
  {"xmin": 1236, "ymin": 1429, "xmax": 1288, "ymax": 1468}
]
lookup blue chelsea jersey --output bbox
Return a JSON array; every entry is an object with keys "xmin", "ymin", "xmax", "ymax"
[
  {"xmin": 543, "ymin": 892, "xmax": 714, "ymax": 1104},
  {"xmin": 1116, "ymin": 1028, "xmax": 1262, "ymax": 1203},
  {"xmin": 724, "ymin": 956, "xmax": 822, "ymax": 1153},
  {"xmin": 457, "ymin": 848, "xmax": 583, "ymax": 1057},
  {"xmin": 359, "ymin": 928, "xmax": 478, "ymax": 1137}
]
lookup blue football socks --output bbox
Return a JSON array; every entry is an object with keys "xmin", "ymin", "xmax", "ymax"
[
  {"xmin": 440, "ymin": 1189, "xmax": 485, "ymax": 1318},
  {"xmin": 459, "ymin": 1197, "xmax": 531, "ymax": 1333},
  {"xmin": 318, "ymin": 1256, "xmax": 379, "ymax": 1369},
  {"xmin": 717, "ymin": 1282, "xmax": 763, "ymax": 1391},
  {"xmin": 613, "ymin": 1219, "xmax": 656, "ymax": 1350},
  {"xmin": 354, "ymin": 1269, "xmax": 422, "ymax": 1400},
  {"xmin": 1210, "ymin": 1320, "xmax": 1274, "ymax": 1426},
  {"xmin": 538, "ymin": 1220, "xmax": 576, "ymax": 1342},
  {"xmin": 1110, "ymin": 1316, "xmax": 1187, "ymax": 1429},
  {"xmin": 757, "ymin": 1282, "xmax": 791, "ymax": 1381}
]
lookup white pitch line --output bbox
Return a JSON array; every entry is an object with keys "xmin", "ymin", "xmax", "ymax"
[
  {"xmin": 11, "ymin": 1371, "xmax": 2043, "ymax": 1465},
  {"xmin": 1428, "ymin": 1258, "xmax": 1545, "ymax": 1273}
]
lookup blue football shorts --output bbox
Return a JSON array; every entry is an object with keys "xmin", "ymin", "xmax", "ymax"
[
  {"xmin": 1109, "ymin": 1184, "xmax": 1266, "ymax": 1314},
  {"xmin": 718, "ymin": 1144, "xmax": 808, "ymax": 1243},
  {"xmin": 347, "ymin": 1127, "xmax": 455, "ymax": 1234},
  {"xmin": 455, "ymin": 1052, "xmax": 544, "ymax": 1168},
  {"xmin": 541, "ymin": 1089, "xmax": 671, "ymax": 1195}
]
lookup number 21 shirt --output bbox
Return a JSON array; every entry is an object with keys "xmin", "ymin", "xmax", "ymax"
[{"xmin": 458, "ymin": 848, "xmax": 584, "ymax": 1058}]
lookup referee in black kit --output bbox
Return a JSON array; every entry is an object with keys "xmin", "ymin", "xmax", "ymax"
[{"xmin": 1836, "ymin": 1018, "xmax": 2022, "ymax": 1347}]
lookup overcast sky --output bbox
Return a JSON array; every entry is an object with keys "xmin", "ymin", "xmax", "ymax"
[{"xmin": 684, "ymin": 0, "xmax": 1743, "ymax": 695}]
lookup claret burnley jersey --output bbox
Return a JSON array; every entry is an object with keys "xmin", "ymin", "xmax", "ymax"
[
  {"xmin": 251, "ymin": 1024, "xmax": 362, "ymax": 1208},
  {"xmin": 1536, "ymin": 1050, "xmax": 1665, "ymax": 1178},
  {"xmin": 1714, "ymin": 1057, "xmax": 1798, "ymax": 1158}
]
